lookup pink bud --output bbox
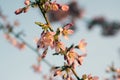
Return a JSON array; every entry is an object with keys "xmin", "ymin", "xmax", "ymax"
[
  {"xmin": 15, "ymin": 8, "xmax": 23, "ymax": 15},
  {"xmin": 24, "ymin": 0, "xmax": 30, "ymax": 5},
  {"xmin": 52, "ymin": 4, "xmax": 59, "ymax": 11},
  {"xmin": 54, "ymin": 70, "xmax": 61, "ymax": 76},
  {"xmin": 61, "ymin": 5, "xmax": 69, "ymax": 11}
]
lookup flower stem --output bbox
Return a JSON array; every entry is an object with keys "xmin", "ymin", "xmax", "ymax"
[
  {"xmin": 71, "ymin": 68, "xmax": 82, "ymax": 80},
  {"xmin": 0, "ymin": 22, "xmax": 53, "ymax": 67},
  {"xmin": 35, "ymin": 0, "xmax": 53, "ymax": 31}
]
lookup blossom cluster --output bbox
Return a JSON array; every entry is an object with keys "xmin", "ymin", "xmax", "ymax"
[
  {"xmin": 15, "ymin": 0, "xmax": 69, "ymax": 15},
  {"xmin": 106, "ymin": 63, "xmax": 120, "ymax": 80},
  {"xmin": 1, "ymin": 0, "xmax": 120, "ymax": 80},
  {"xmin": 0, "ymin": 10, "xmax": 26, "ymax": 50},
  {"xmin": 4, "ymin": 33, "xmax": 25, "ymax": 50},
  {"xmin": 48, "ymin": 1, "xmax": 84, "ymax": 23},
  {"xmin": 14, "ymin": 0, "xmax": 92, "ymax": 80},
  {"xmin": 9, "ymin": 0, "xmax": 100, "ymax": 80}
]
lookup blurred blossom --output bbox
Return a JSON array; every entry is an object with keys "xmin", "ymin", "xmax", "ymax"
[
  {"xmin": 47, "ymin": 1, "xmax": 84, "ymax": 30},
  {"xmin": 77, "ymin": 39, "xmax": 87, "ymax": 53},
  {"xmin": 61, "ymin": 5, "xmax": 69, "ymax": 11},
  {"xmin": 32, "ymin": 64, "xmax": 42, "ymax": 73},
  {"xmin": 48, "ymin": 1, "xmax": 84, "ymax": 22},
  {"xmin": 82, "ymin": 74, "xmax": 99, "ymax": 80},
  {"xmin": 15, "ymin": 8, "xmax": 24, "ymax": 15},
  {"xmin": 14, "ymin": 20, "xmax": 20, "ymax": 26},
  {"xmin": 4, "ymin": 33, "xmax": 26, "ymax": 50},
  {"xmin": 17, "ymin": 43, "xmax": 26, "ymax": 50},
  {"xmin": 24, "ymin": 0, "xmax": 30, "ymax": 5},
  {"xmin": 88, "ymin": 16, "xmax": 120, "ymax": 36},
  {"xmin": 33, "ymin": 37, "xmax": 39, "ymax": 44},
  {"xmin": 0, "ymin": 10, "xmax": 7, "ymax": 21},
  {"xmin": 105, "ymin": 63, "xmax": 120, "ymax": 80}
]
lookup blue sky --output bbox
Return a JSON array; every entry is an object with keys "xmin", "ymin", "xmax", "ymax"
[{"xmin": 0, "ymin": 0, "xmax": 120, "ymax": 80}]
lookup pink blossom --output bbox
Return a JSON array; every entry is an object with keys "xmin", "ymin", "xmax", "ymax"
[
  {"xmin": 32, "ymin": 64, "xmax": 41, "ymax": 73},
  {"xmin": 93, "ymin": 76, "xmax": 99, "ymax": 80},
  {"xmin": 4, "ymin": 34, "xmax": 11, "ymax": 40},
  {"xmin": 15, "ymin": 7, "xmax": 30, "ymax": 15},
  {"xmin": 67, "ymin": 48, "xmax": 77, "ymax": 65},
  {"xmin": 16, "ymin": 43, "xmax": 26, "ymax": 50},
  {"xmin": 24, "ymin": 0, "xmax": 30, "ymax": 5},
  {"xmin": 51, "ymin": 3, "xmax": 59, "ymax": 11},
  {"xmin": 60, "ymin": 23, "xmax": 74, "ymax": 39},
  {"xmin": 78, "ymin": 39, "xmax": 87, "ymax": 53},
  {"xmin": 33, "ymin": 37, "xmax": 39, "ymax": 44},
  {"xmin": 116, "ymin": 68, "xmax": 120, "ymax": 73},
  {"xmin": 87, "ymin": 74, "xmax": 99, "ymax": 80},
  {"xmin": 53, "ymin": 41, "xmax": 65, "ymax": 52},
  {"xmin": 106, "ymin": 67, "xmax": 111, "ymax": 73},
  {"xmin": 11, "ymin": 38, "xmax": 17, "ymax": 46},
  {"xmin": 37, "ymin": 31, "xmax": 55, "ymax": 49},
  {"xmin": 77, "ymin": 54, "xmax": 87, "ymax": 65}
]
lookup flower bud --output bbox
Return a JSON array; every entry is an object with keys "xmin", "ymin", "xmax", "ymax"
[
  {"xmin": 51, "ymin": 4, "xmax": 59, "ymax": 11},
  {"xmin": 24, "ymin": 0, "xmax": 30, "ymax": 5},
  {"xmin": 15, "ymin": 8, "xmax": 23, "ymax": 15},
  {"xmin": 54, "ymin": 70, "xmax": 61, "ymax": 76},
  {"xmin": 61, "ymin": 5, "xmax": 69, "ymax": 11}
]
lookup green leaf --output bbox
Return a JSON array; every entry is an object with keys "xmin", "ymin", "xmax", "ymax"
[{"xmin": 35, "ymin": 22, "xmax": 45, "ymax": 26}]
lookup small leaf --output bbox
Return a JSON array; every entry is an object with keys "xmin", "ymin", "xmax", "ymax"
[{"xmin": 35, "ymin": 22, "xmax": 45, "ymax": 26}]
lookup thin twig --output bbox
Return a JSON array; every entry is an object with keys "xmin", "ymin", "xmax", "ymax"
[{"xmin": 0, "ymin": 23, "xmax": 53, "ymax": 67}]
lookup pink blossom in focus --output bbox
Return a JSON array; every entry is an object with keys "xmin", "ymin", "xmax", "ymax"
[
  {"xmin": 67, "ymin": 48, "xmax": 77, "ymax": 65},
  {"xmin": 37, "ymin": 32, "xmax": 55, "ymax": 49},
  {"xmin": 53, "ymin": 41, "xmax": 65, "ymax": 52},
  {"xmin": 60, "ymin": 23, "xmax": 74, "ymax": 39}
]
